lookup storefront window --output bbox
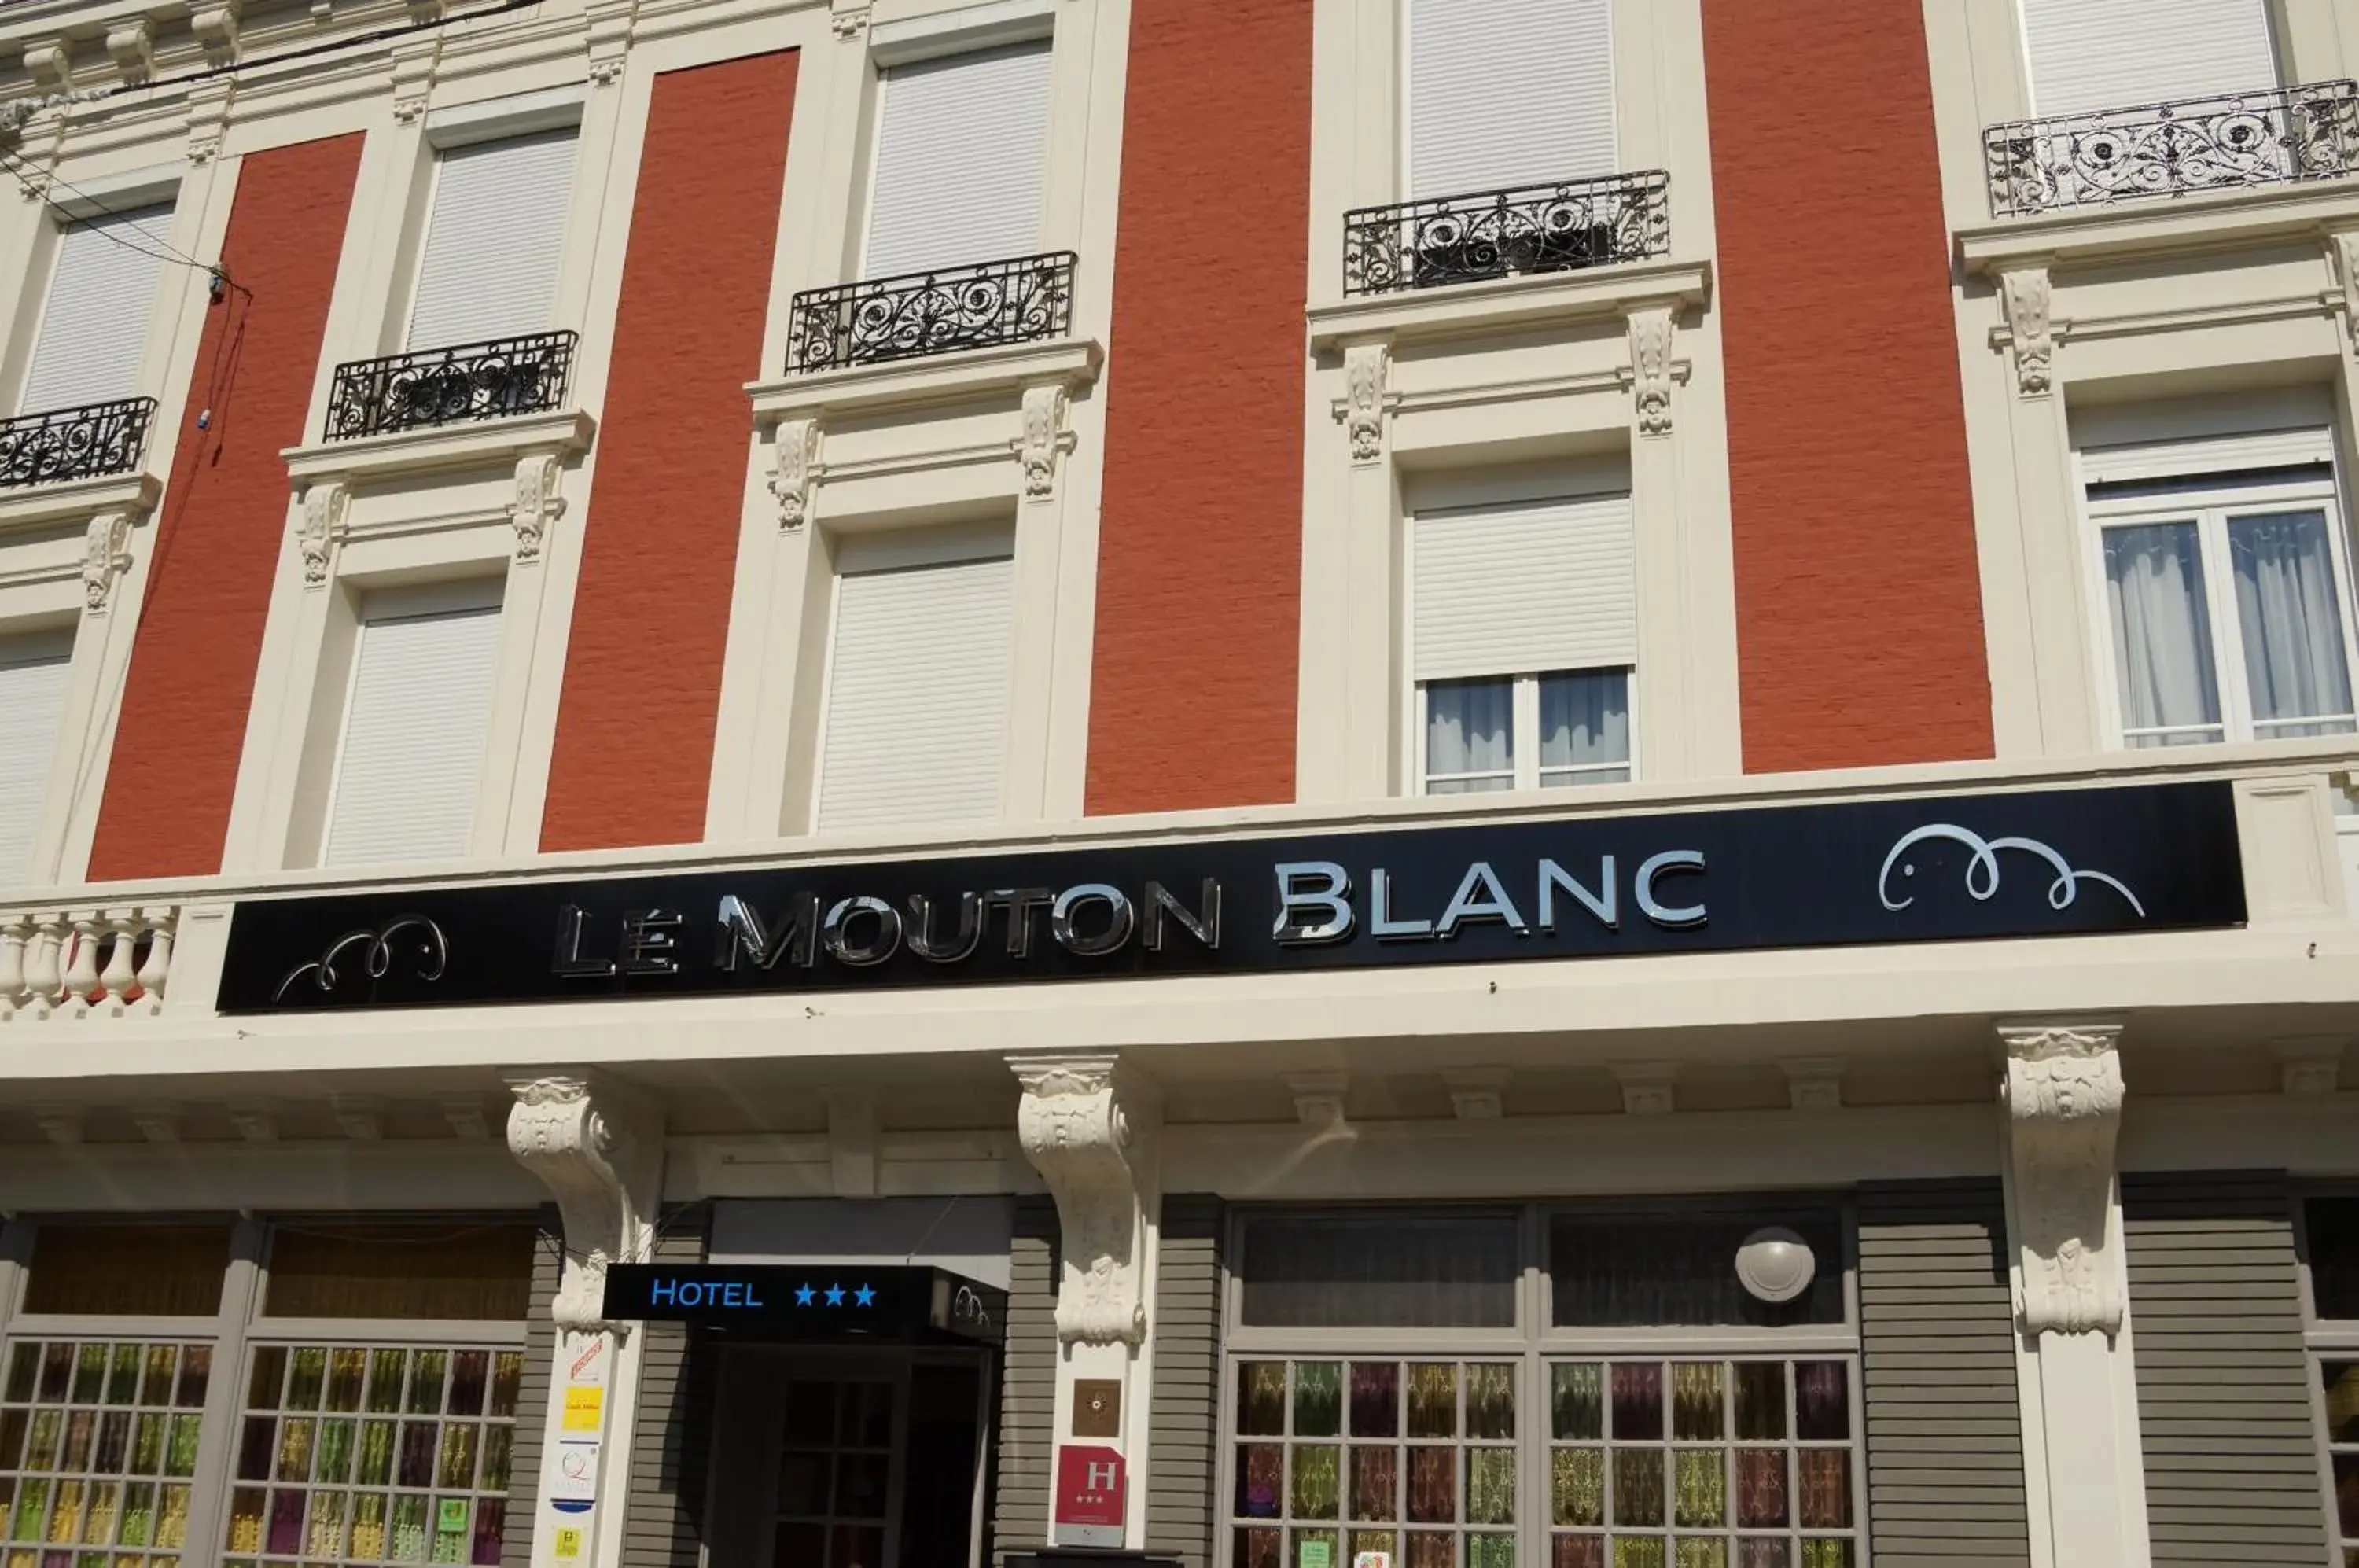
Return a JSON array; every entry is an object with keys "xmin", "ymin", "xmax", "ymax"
[
  {"xmin": 1224, "ymin": 1205, "xmax": 1861, "ymax": 1568},
  {"xmin": 220, "ymin": 1345, "xmax": 522, "ymax": 1568},
  {"xmin": 2308, "ymin": 1197, "xmax": 2359, "ymax": 1566},
  {"xmin": 0, "ymin": 1339, "xmax": 212, "ymax": 1568}
]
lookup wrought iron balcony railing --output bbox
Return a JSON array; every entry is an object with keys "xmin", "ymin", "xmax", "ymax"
[
  {"xmin": 326, "ymin": 330, "xmax": 576, "ymax": 441},
  {"xmin": 1985, "ymin": 79, "xmax": 2359, "ymax": 216},
  {"xmin": 0, "ymin": 397, "xmax": 156, "ymax": 490},
  {"xmin": 788, "ymin": 252, "xmax": 1077, "ymax": 373},
  {"xmin": 1344, "ymin": 171, "xmax": 1671, "ymax": 298}
]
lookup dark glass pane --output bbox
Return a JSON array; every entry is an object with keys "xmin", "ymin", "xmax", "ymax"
[
  {"xmin": 1350, "ymin": 1447, "xmax": 1397, "ymax": 1521},
  {"xmin": 1238, "ymin": 1364, "xmax": 1287, "ymax": 1436},
  {"xmin": 1738, "ymin": 1542, "xmax": 1790, "ymax": 1568},
  {"xmin": 1553, "ymin": 1538, "xmax": 1605, "ymax": 1568},
  {"xmin": 246, "ymin": 1348, "xmax": 286, "ymax": 1412},
  {"xmin": 1552, "ymin": 1364, "xmax": 1602, "ymax": 1441},
  {"xmin": 835, "ymin": 1453, "xmax": 889, "ymax": 1519},
  {"xmin": 841, "ymin": 1382, "xmax": 892, "ymax": 1449},
  {"xmin": 1736, "ymin": 1449, "xmax": 1789, "ymax": 1528},
  {"xmin": 1236, "ymin": 1445, "xmax": 1283, "ymax": 1518},
  {"xmin": 1349, "ymin": 1364, "xmax": 1399, "ymax": 1438},
  {"xmin": 1405, "ymin": 1533, "xmax": 1452, "ymax": 1568},
  {"xmin": 2323, "ymin": 1362, "xmax": 2359, "ymax": 1443},
  {"xmin": 1733, "ymin": 1364, "xmax": 1785, "ymax": 1441},
  {"xmin": 1794, "ymin": 1364, "xmax": 1848, "ymax": 1441},
  {"xmin": 781, "ymin": 1382, "xmax": 835, "ymax": 1448},
  {"xmin": 2312, "ymin": 1198, "xmax": 2359, "ymax": 1319},
  {"xmin": 24, "ymin": 1228, "xmax": 230, "ymax": 1316},
  {"xmin": 1235, "ymin": 1528, "xmax": 1281, "ymax": 1568},
  {"xmin": 1610, "ymin": 1364, "xmax": 1662, "ymax": 1441},
  {"xmin": 1798, "ymin": 1450, "xmax": 1852, "ymax": 1529},
  {"xmin": 773, "ymin": 1522, "xmax": 825, "ymax": 1568},
  {"xmin": 1239, "ymin": 1213, "xmax": 1518, "ymax": 1328},
  {"xmin": 1406, "ymin": 1448, "xmax": 1454, "ymax": 1523},
  {"xmin": 1294, "ymin": 1365, "xmax": 1341, "ymax": 1438},
  {"xmin": 175, "ymin": 1346, "xmax": 210, "ymax": 1411},
  {"xmin": 263, "ymin": 1224, "xmax": 533, "ymax": 1320},
  {"xmin": 1612, "ymin": 1449, "xmax": 1663, "ymax": 1526},
  {"xmin": 777, "ymin": 1453, "xmax": 826, "ymax": 1515},
  {"xmin": 1551, "ymin": 1210, "xmax": 1845, "ymax": 1327}
]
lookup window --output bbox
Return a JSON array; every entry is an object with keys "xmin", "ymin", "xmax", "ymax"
[
  {"xmin": 0, "ymin": 1338, "xmax": 212, "ymax": 1566},
  {"xmin": 1411, "ymin": 487, "xmax": 1636, "ymax": 795},
  {"xmin": 22, "ymin": 1226, "xmax": 231, "ymax": 1318},
  {"xmin": 2081, "ymin": 439, "xmax": 2359, "ymax": 748},
  {"xmin": 17, "ymin": 204, "xmax": 174, "ymax": 417},
  {"xmin": 1224, "ymin": 1205, "xmax": 1864, "ymax": 1568},
  {"xmin": 814, "ymin": 537, "xmax": 1014, "ymax": 834},
  {"xmin": 263, "ymin": 1226, "xmax": 535, "ymax": 1322},
  {"xmin": 0, "ymin": 630, "xmax": 72, "ymax": 886},
  {"xmin": 863, "ymin": 41, "xmax": 1054, "ymax": 279},
  {"xmin": 2308, "ymin": 1198, "xmax": 2359, "ymax": 1566},
  {"xmin": 322, "ymin": 581, "xmax": 505, "ymax": 867},
  {"xmin": 2019, "ymin": 0, "xmax": 2277, "ymax": 116},
  {"xmin": 1406, "ymin": 0, "xmax": 1614, "ymax": 198},
  {"xmin": 405, "ymin": 131, "xmax": 577, "ymax": 352}
]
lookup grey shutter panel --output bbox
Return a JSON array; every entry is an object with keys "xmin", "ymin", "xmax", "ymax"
[
  {"xmin": 2122, "ymin": 1171, "xmax": 2331, "ymax": 1566},
  {"xmin": 623, "ymin": 1207, "xmax": 713, "ymax": 1568},
  {"xmin": 1408, "ymin": 0, "xmax": 1615, "ymax": 198},
  {"xmin": 816, "ymin": 549, "xmax": 1013, "ymax": 834},
  {"xmin": 1146, "ymin": 1197, "xmax": 1224, "ymax": 1568},
  {"xmin": 2021, "ymin": 0, "xmax": 2278, "ymax": 117},
  {"xmin": 407, "ymin": 130, "xmax": 579, "ymax": 351},
  {"xmin": 1412, "ymin": 491, "xmax": 1636, "ymax": 682},
  {"xmin": 0, "ymin": 632, "xmax": 72, "ymax": 886},
  {"xmin": 18, "ymin": 204, "xmax": 175, "ymax": 415},
  {"xmin": 500, "ymin": 1209, "xmax": 564, "ymax": 1568},
  {"xmin": 863, "ymin": 41, "xmax": 1054, "ymax": 279},
  {"xmin": 322, "ymin": 585, "xmax": 505, "ymax": 867},
  {"xmin": 1856, "ymin": 1180, "xmax": 2033, "ymax": 1566},
  {"xmin": 992, "ymin": 1196, "xmax": 1058, "ymax": 1566}
]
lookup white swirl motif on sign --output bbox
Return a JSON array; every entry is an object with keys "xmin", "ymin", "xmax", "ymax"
[
  {"xmin": 273, "ymin": 915, "xmax": 451, "ymax": 1003},
  {"xmin": 1878, "ymin": 825, "xmax": 2146, "ymax": 919}
]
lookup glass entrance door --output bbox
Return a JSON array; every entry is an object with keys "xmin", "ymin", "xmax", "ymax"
[{"xmin": 772, "ymin": 1375, "xmax": 897, "ymax": 1568}]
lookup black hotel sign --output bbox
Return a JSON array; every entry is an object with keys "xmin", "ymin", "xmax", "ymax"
[{"xmin": 218, "ymin": 780, "xmax": 2247, "ymax": 1014}]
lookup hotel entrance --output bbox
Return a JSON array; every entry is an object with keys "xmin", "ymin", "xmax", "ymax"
[{"xmin": 704, "ymin": 1345, "xmax": 995, "ymax": 1568}]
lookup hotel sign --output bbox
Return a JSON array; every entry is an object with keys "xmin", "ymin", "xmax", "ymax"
[{"xmin": 216, "ymin": 780, "xmax": 2246, "ymax": 1014}]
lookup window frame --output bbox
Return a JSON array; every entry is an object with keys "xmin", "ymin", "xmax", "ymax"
[
  {"xmin": 2077, "ymin": 458, "xmax": 2359, "ymax": 749},
  {"xmin": 1216, "ymin": 1202, "xmax": 1868, "ymax": 1568},
  {"xmin": 2297, "ymin": 1191, "xmax": 2359, "ymax": 1566},
  {"xmin": 1411, "ymin": 669, "xmax": 1639, "ymax": 797}
]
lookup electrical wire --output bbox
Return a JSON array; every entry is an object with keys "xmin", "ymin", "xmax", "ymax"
[{"xmin": 0, "ymin": 146, "xmax": 247, "ymax": 297}]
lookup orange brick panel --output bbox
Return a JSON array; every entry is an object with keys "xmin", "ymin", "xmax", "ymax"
[
  {"xmin": 539, "ymin": 50, "xmax": 800, "ymax": 852},
  {"xmin": 1084, "ymin": 0, "xmax": 1313, "ymax": 815},
  {"xmin": 1701, "ymin": 0, "xmax": 1993, "ymax": 771},
  {"xmin": 87, "ymin": 134, "xmax": 365, "ymax": 880}
]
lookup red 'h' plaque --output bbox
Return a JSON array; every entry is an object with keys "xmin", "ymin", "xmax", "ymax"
[{"xmin": 1054, "ymin": 1446, "xmax": 1125, "ymax": 1548}]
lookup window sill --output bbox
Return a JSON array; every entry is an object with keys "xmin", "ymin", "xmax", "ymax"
[
  {"xmin": 747, "ymin": 335, "xmax": 1104, "ymax": 423},
  {"xmin": 282, "ymin": 407, "xmax": 597, "ymax": 488},
  {"xmin": 0, "ymin": 468, "xmax": 163, "ymax": 532},
  {"xmin": 1958, "ymin": 180, "xmax": 2359, "ymax": 273},
  {"xmin": 1307, "ymin": 257, "xmax": 1712, "ymax": 351}
]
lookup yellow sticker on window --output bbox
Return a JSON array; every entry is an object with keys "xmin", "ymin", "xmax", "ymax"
[{"xmin": 561, "ymin": 1387, "xmax": 604, "ymax": 1432}]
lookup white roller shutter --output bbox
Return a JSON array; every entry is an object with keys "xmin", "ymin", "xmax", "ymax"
[
  {"xmin": 322, "ymin": 584, "xmax": 505, "ymax": 867},
  {"xmin": 1408, "ymin": 0, "xmax": 1616, "ymax": 199},
  {"xmin": 2021, "ymin": 0, "xmax": 2278, "ymax": 116},
  {"xmin": 406, "ymin": 130, "xmax": 578, "ymax": 352},
  {"xmin": 816, "ymin": 549, "xmax": 1014, "ymax": 833},
  {"xmin": 863, "ymin": 41, "xmax": 1054, "ymax": 280},
  {"xmin": 17, "ymin": 204, "xmax": 175, "ymax": 416},
  {"xmin": 0, "ymin": 631, "xmax": 72, "ymax": 887},
  {"xmin": 1412, "ymin": 491, "xmax": 1636, "ymax": 681}
]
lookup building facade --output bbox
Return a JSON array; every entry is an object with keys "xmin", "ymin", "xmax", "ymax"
[{"xmin": 0, "ymin": 0, "xmax": 2353, "ymax": 1566}]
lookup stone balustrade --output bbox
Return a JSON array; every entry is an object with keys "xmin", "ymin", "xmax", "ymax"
[{"xmin": 0, "ymin": 907, "xmax": 177, "ymax": 1020}]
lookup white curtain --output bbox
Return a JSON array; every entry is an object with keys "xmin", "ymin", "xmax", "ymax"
[
  {"xmin": 2103, "ymin": 521, "xmax": 2221, "ymax": 745},
  {"xmin": 2230, "ymin": 509, "xmax": 2357, "ymax": 734},
  {"xmin": 1538, "ymin": 670, "xmax": 1629, "ymax": 784},
  {"xmin": 1424, "ymin": 678, "xmax": 1514, "ymax": 792}
]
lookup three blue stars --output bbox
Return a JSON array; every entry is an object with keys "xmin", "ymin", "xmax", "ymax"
[{"xmin": 792, "ymin": 1281, "xmax": 877, "ymax": 1307}]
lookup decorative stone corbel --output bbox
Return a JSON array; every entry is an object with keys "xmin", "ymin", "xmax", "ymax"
[
  {"xmin": 1341, "ymin": 341, "xmax": 1394, "ymax": 465},
  {"xmin": 831, "ymin": 2, "xmax": 871, "ymax": 37},
  {"xmin": 184, "ymin": 81, "xmax": 233, "ymax": 164},
  {"xmin": 1780, "ymin": 1057, "xmax": 1846, "ymax": 1111},
  {"xmin": 510, "ymin": 453, "xmax": 565, "ymax": 564},
  {"xmin": 506, "ymin": 1073, "xmax": 664, "ymax": 1335},
  {"xmin": 2271, "ymin": 1036, "xmax": 2346, "ymax": 1095},
  {"xmin": 296, "ymin": 480, "xmax": 347, "ymax": 587},
  {"xmin": 2000, "ymin": 266, "xmax": 2054, "ymax": 398},
  {"xmin": 1011, "ymin": 1053, "xmax": 1155, "ymax": 1346},
  {"xmin": 105, "ymin": 21, "xmax": 153, "ymax": 86},
  {"xmin": 22, "ymin": 42, "xmax": 73, "ymax": 94},
  {"xmin": 1442, "ymin": 1067, "xmax": 1506, "ymax": 1121},
  {"xmin": 1014, "ymin": 383, "xmax": 1076, "ymax": 501},
  {"xmin": 190, "ymin": 1, "xmax": 240, "ymax": 66},
  {"xmin": 388, "ymin": 37, "xmax": 438, "ymax": 125},
  {"xmin": 82, "ymin": 510, "xmax": 132, "ymax": 613},
  {"xmin": 770, "ymin": 417, "xmax": 819, "ymax": 529},
  {"xmin": 2000, "ymin": 1022, "xmax": 2125, "ymax": 1338},
  {"xmin": 1625, "ymin": 307, "xmax": 1676, "ymax": 438},
  {"xmin": 1614, "ymin": 1061, "xmax": 1679, "ymax": 1116},
  {"xmin": 392, "ymin": 94, "xmax": 429, "ymax": 124},
  {"xmin": 1284, "ymin": 1071, "xmax": 1349, "ymax": 1128},
  {"xmin": 585, "ymin": 0, "xmax": 635, "ymax": 85}
]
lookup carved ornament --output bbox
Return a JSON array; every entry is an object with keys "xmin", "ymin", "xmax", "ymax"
[
  {"xmin": 2000, "ymin": 266, "xmax": 2054, "ymax": 399},
  {"xmin": 1011, "ymin": 1053, "xmax": 1154, "ymax": 1345},
  {"xmin": 297, "ymin": 481, "xmax": 346, "ymax": 587},
  {"xmin": 510, "ymin": 452, "xmax": 566, "ymax": 563},
  {"xmin": 83, "ymin": 510, "xmax": 131, "ymax": 613},
  {"xmin": 1342, "ymin": 342, "xmax": 1391, "ymax": 465},
  {"xmin": 2000, "ymin": 1023, "xmax": 2125, "ymax": 1338},
  {"xmin": 506, "ymin": 1074, "xmax": 660, "ymax": 1335},
  {"xmin": 771, "ymin": 418, "xmax": 819, "ymax": 530},
  {"xmin": 1625, "ymin": 308, "xmax": 1676, "ymax": 438},
  {"xmin": 1015, "ymin": 383, "xmax": 1074, "ymax": 500}
]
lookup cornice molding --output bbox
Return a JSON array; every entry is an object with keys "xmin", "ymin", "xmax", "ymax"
[{"xmin": 1306, "ymin": 258, "xmax": 1713, "ymax": 352}]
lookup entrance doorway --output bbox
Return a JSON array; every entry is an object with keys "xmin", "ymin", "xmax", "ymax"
[{"xmin": 707, "ymin": 1347, "xmax": 993, "ymax": 1568}]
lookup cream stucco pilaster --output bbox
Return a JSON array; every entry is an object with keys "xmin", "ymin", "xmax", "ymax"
[
  {"xmin": 504, "ymin": 1073, "xmax": 665, "ymax": 1568},
  {"xmin": 1010, "ymin": 1051, "xmax": 1162, "ymax": 1551},
  {"xmin": 1998, "ymin": 1021, "xmax": 2151, "ymax": 1568}
]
